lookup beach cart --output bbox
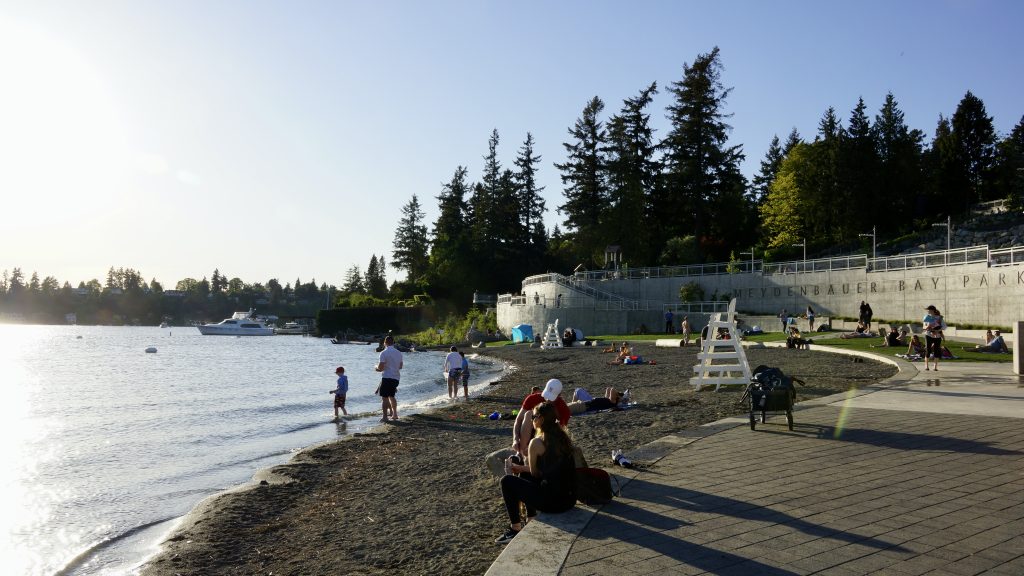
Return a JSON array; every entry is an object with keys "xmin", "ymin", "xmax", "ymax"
[{"xmin": 741, "ymin": 365, "xmax": 805, "ymax": 431}]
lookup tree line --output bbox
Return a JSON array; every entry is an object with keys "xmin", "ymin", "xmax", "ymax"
[{"xmin": 389, "ymin": 47, "xmax": 1024, "ymax": 302}]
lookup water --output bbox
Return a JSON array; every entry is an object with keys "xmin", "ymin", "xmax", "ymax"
[{"xmin": 0, "ymin": 325, "xmax": 505, "ymax": 576}]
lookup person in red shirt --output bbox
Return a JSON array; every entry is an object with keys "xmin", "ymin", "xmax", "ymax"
[{"xmin": 512, "ymin": 379, "xmax": 570, "ymax": 457}]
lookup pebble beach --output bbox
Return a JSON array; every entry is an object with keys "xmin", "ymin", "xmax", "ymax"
[{"xmin": 141, "ymin": 342, "xmax": 897, "ymax": 575}]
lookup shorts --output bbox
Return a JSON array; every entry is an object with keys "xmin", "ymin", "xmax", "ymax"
[
  {"xmin": 333, "ymin": 394, "xmax": 346, "ymax": 408},
  {"xmin": 448, "ymin": 368, "xmax": 462, "ymax": 381},
  {"xmin": 461, "ymin": 371, "xmax": 469, "ymax": 385},
  {"xmin": 379, "ymin": 378, "xmax": 399, "ymax": 398}
]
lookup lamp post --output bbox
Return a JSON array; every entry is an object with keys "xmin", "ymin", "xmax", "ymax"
[
  {"xmin": 791, "ymin": 238, "xmax": 806, "ymax": 271},
  {"xmin": 741, "ymin": 248, "xmax": 757, "ymax": 272},
  {"xmin": 859, "ymin": 225, "xmax": 877, "ymax": 260},
  {"xmin": 932, "ymin": 216, "xmax": 951, "ymax": 251}
]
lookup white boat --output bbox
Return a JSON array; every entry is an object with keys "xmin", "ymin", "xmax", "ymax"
[
  {"xmin": 196, "ymin": 310, "xmax": 275, "ymax": 336},
  {"xmin": 274, "ymin": 322, "xmax": 308, "ymax": 335},
  {"xmin": 159, "ymin": 321, "xmax": 170, "ymax": 328}
]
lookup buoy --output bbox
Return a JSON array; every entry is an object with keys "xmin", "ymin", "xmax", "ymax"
[{"xmin": 145, "ymin": 347, "xmax": 157, "ymax": 353}]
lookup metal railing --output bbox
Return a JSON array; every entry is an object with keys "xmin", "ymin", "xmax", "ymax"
[
  {"xmin": 664, "ymin": 301, "xmax": 731, "ymax": 314},
  {"xmin": 989, "ymin": 246, "xmax": 1024, "ymax": 267},
  {"xmin": 511, "ymin": 244, "xmax": 1022, "ymax": 293},
  {"xmin": 761, "ymin": 255, "xmax": 868, "ymax": 275},
  {"xmin": 867, "ymin": 246, "xmax": 989, "ymax": 272}
]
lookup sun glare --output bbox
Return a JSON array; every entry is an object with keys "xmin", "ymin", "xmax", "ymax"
[{"xmin": 0, "ymin": 18, "xmax": 130, "ymax": 233}]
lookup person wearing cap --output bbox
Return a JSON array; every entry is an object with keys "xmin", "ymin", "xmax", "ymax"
[
  {"xmin": 330, "ymin": 366, "xmax": 349, "ymax": 418},
  {"xmin": 374, "ymin": 334, "xmax": 403, "ymax": 421},
  {"xmin": 443, "ymin": 346, "xmax": 463, "ymax": 400},
  {"xmin": 922, "ymin": 305, "xmax": 946, "ymax": 371},
  {"xmin": 512, "ymin": 378, "xmax": 570, "ymax": 457}
]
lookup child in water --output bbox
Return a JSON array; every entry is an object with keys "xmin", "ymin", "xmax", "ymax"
[{"xmin": 331, "ymin": 366, "xmax": 349, "ymax": 418}]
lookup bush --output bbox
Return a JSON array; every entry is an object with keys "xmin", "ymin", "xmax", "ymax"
[
  {"xmin": 679, "ymin": 281, "xmax": 705, "ymax": 302},
  {"xmin": 406, "ymin": 308, "xmax": 498, "ymax": 346}
]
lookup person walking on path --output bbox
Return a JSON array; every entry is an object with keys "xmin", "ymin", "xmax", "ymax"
[
  {"xmin": 330, "ymin": 366, "xmax": 349, "ymax": 418},
  {"xmin": 664, "ymin": 310, "xmax": 674, "ymax": 334},
  {"xmin": 923, "ymin": 305, "xmax": 946, "ymax": 371},
  {"xmin": 375, "ymin": 334, "xmax": 403, "ymax": 421},
  {"xmin": 443, "ymin": 346, "xmax": 463, "ymax": 400},
  {"xmin": 779, "ymin": 309, "xmax": 787, "ymax": 333},
  {"xmin": 860, "ymin": 301, "xmax": 874, "ymax": 330},
  {"xmin": 806, "ymin": 306, "xmax": 816, "ymax": 332}
]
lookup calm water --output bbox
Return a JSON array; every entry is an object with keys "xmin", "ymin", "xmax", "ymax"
[{"xmin": 0, "ymin": 325, "xmax": 505, "ymax": 576}]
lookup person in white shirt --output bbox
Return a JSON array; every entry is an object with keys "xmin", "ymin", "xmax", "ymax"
[
  {"xmin": 443, "ymin": 346, "xmax": 463, "ymax": 399},
  {"xmin": 374, "ymin": 335, "xmax": 404, "ymax": 422}
]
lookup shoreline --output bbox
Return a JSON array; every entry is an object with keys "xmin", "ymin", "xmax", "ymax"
[{"xmin": 141, "ymin": 343, "xmax": 898, "ymax": 575}]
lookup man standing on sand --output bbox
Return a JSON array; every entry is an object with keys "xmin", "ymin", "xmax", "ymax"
[
  {"xmin": 375, "ymin": 334, "xmax": 403, "ymax": 422},
  {"xmin": 443, "ymin": 346, "xmax": 463, "ymax": 400},
  {"xmin": 664, "ymin": 309, "xmax": 674, "ymax": 334}
]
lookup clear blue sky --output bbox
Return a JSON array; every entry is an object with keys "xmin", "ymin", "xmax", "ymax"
[{"xmin": 1, "ymin": 0, "xmax": 1021, "ymax": 289}]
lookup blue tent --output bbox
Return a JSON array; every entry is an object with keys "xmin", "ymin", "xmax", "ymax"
[{"xmin": 511, "ymin": 324, "xmax": 534, "ymax": 343}]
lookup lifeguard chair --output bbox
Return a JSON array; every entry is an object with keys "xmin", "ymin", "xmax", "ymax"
[
  {"xmin": 540, "ymin": 319, "xmax": 562, "ymax": 349},
  {"xmin": 690, "ymin": 298, "xmax": 752, "ymax": 391}
]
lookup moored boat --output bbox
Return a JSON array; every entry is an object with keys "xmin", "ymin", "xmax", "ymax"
[
  {"xmin": 197, "ymin": 310, "xmax": 275, "ymax": 336},
  {"xmin": 274, "ymin": 322, "xmax": 309, "ymax": 335}
]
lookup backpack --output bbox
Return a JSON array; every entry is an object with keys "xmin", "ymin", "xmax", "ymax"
[{"xmin": 575, "ymin": 467, "xmax": 620, "ymax": 505}]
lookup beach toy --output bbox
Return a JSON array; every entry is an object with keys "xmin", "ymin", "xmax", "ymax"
[
  {"xmin": 489, "ymin": 411, "xmax": 500, "ymax": 420},
  {"xmin": 477, "ymin": 412, "xmax": 487, "ymax": 419},
  {"xmin": 511, "ymin": 408, "xmax": 519, "ymax": 416}
]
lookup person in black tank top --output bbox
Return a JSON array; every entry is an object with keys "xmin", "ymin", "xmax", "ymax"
[{"xmin": 494, "ymin": 402, "xmax": 577, "ymax": 544}]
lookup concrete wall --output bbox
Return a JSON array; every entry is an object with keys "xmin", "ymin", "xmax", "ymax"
[{"xmin": 497, "ymin": 260, "xmax": 1024, "ymax": 337}]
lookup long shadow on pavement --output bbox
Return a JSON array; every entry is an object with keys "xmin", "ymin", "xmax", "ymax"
[
  {"xmin": 602, "ymin": 478, "xmax": 906, "ymax": 553},
  {"xmin": 758, "ymin": 423, "xmax": 1022, "ymax": 455},
  {"xmin": 576, "ymin": 503, "xmax": 801, "ymax": 575}
]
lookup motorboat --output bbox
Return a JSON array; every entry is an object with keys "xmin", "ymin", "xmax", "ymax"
[
  {"xmin": 274, "ymin": 322, "xmax": 309, "ymax": 335},
  {"xmin": 196, "ymin": 310, "xmax": 275, "ymax": 336}
]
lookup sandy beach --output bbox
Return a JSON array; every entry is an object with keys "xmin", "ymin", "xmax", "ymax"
[{"xmin": 141, "ymin": 342, "xmax": 897, "ymax": 575}]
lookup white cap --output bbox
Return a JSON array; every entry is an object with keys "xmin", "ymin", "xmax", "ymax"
[{"xmin": 541, "ymin": 378, "xmax": 562, "ymax": 401}]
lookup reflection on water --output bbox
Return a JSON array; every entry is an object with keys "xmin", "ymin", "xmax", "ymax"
[{"xmin": 0, "ymin": 325, "xmax": 503, "ymax": 575}]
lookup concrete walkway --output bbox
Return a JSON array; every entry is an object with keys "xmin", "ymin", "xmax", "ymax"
[{"xmin": 489, "ymin": 360, "xmax": 1024, "ymax": 576}]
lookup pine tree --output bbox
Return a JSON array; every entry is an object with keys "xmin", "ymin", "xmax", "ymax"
[
  {"xmin": 342, "ymin": 265, "xmax": 365, "ymax": 294},
  {"xmin": 659, "ymin": 47, "xmax": 745, "ymax": 261},
  {"xmin": 952, "ymin": 91, "xmax": 998, "ymax": 204},
  {"xmin": 994, "ymin": 116, "xmax": 1024, "ymax": 209},
  {"xmin": 555, "ymin": 96, "xmax": 608, "ymax": 264},
  {"xmin": 837, "ymin": 97, "xmax": 880, "ymax": 238},
  {"xmin": 365, "ymin": 255, "xmax": 388, "ymax": 298},
  {"xmin": 391, "ymin": 194, "xmax": 430, "ymax": 282},
  {"xmin": 514, "ymin": 132, "xmax": 547, "ymax": 267},
  {"xmin": 926, "ymin": 115, "xmax": 969, "ymax": 219},
  {"xmin": 783, "ymin": 128, "xmax": 802, "ymax": 155},
  {"xmin": 751, "ymin": 135, "xmax": 784, "ymax": 205},
  {"xmin": 604, "ymin": 82, "xmax": 660, "ymax": 265},
  {"xmin": 874, "ymin": 93, "xmax": 925, "ymax": 225}
]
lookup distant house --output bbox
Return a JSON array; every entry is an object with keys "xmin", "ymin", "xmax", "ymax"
[
  {"xmin": 162, "ymin": 290, "xmax": 187, "ymax": 298},
  {"xmin": 73, "ymin": 288, "xmax": 90, "ymax": 297}
]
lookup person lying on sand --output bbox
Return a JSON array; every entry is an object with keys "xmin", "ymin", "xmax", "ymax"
[
  {"xmin": 567, "ymin": 387, "xmax": 631, "ymax": 414},
  {"xmin": 601, "ymin": 341, "xmax": 619, "ymax": 353}
]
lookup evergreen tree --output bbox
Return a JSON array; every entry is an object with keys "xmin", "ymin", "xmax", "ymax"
[
  {"xmin": 874, "ymin": 93, "xmax": 925, "ymax": 225},
  {"xmin": 659, "ymin": 47, "xmax": 746, "ymax": 261},
  {"xmin": 783, "ymin": 128, "xmax": 802, "ymax": 155},
  {"xmin": 513, "ymin": 132, "xmax": 547, "ymax": 267},
  {"xmin": 751, "ymin": 135, "xmax": 784, "ymax": 205},
  {"xmin": 555, "ymin": 96, "xmax": 608, "ymax": 265},
  {"xmin": 342, "ymin": 265, "xmax": 365, "ymax": 294},
  {"xmin": 952, "ymin": 91, "xmax": 998, "ymax": 204},
  {"xmin": 604, "ymin": 82, "xmax": 660, "ymax": 265},
  {"xmin": 430, "ymin": 166, "xmax": 474, "ymax": 294},
  {"xmin": 994, "ymin": 116, "xmax": 1024, "ymax": 209},
  {"xmin": 391, "ymin": 194, "xmax": 430, "ymax": 282},
  {"xmin": 925, "ymin": 115, "xmax": 969, "ymax": 219},
  {"xmin": 365, "ymin": 255, "xmax": 388, "ymax": 298},
  {"xmin": 837, "ymin": 97, "xmax": 880, "ymax": 238}
]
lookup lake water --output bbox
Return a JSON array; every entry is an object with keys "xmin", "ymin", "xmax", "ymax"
[{"xmin": 0, "ymin": 325, "xmax": 506, "ymax": 576}]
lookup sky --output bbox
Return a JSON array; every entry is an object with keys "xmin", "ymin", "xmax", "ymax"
[{"xmin": 1, "ymin": 0, "xmax": 1022, "ymax": 290}]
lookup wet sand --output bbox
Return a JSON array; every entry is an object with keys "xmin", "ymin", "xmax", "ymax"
[{"xmin": 142, "ymin": 342, "xmax": 896, "ymax": 575}]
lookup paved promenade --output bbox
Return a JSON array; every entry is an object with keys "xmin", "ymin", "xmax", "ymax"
[{"xmin": 489, "ymin": 360, "xmax": 1024, "ymax": 576}]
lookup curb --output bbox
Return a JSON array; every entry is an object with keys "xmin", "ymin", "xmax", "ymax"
[{"xmin": 486, "ymin": 345, "xmax": 914, "ymax": 576}]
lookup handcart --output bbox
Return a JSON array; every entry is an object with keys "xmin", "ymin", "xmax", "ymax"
[{"xmin": 740, "ymin": 365, "xmax": 806, "ymax": 431}]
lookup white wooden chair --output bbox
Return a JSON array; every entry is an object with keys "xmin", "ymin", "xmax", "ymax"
[{"xmin": 540, "ymin": 319, "xmax": 563, "ymax": 349}]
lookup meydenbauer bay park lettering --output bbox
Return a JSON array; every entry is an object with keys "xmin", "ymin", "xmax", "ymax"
[{"xmin": 735, "ymin": 270, "xmax": 1024, "ymax": 299}]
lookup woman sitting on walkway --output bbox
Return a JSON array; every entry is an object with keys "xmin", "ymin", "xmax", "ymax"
[{"xmin": 495, "ymin": 402, "xmax": 577, "ymax": 544}]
